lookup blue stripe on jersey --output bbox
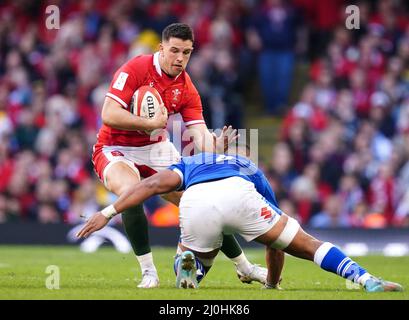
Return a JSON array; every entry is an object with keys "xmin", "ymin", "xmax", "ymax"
[{"xmin": 168, "ymin": 153, "xmax": 279, "ymax": 208}]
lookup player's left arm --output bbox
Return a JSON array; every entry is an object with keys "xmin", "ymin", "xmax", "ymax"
[
  {"xmin": 258, "ymin": 172, "xmax": 285, "ymax": 288},
  {"xmin": 265, "ymin": 247, "xmax": 285, "ymax": 289},
  {"xmin": 76, "ymin": 170, "xmax": 181, "ymax": 238}
]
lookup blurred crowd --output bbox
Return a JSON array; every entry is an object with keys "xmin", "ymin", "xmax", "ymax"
[
  {"xmin": 0, "ymin": 0, "xmax": 408, "ymax": 228},
  {"xmin": 266, "ymin": 0, "xmax": 409, "ymax": 228}
]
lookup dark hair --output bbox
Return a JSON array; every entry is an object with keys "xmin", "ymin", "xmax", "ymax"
[{"xmin": 162, "ymin": 23, "xmax": 194, "ymax": 42}]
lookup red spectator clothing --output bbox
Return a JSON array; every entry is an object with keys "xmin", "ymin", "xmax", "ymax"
[
  {"xmin": 310, "ymin": 56, "xmax": 356, "ymax": 85},
  {"xmin": 96, "ymin": 53, "xmax": 205, "ymax": 147},
  {"xmin": 369, "ymin": 14, "xmax": 409, "ymax": 33},
  {"xmin": 317, "ymin": 182, "xmax": 333, "ymax": 203},
  {"xmin": 365, "ymin": 66, "xmax": 385, "ymax": 92},
  {"xmin": 192, "ymin": 17, "xmax": 212, "ymax": 48},
  {"xmin": 0, "ymin": 2, "xmax": 32, "ymax": 37},
  {"xmin": 369, "ymin": 176, "xmax": 396, "ymax": 224},
  {"xmin": 78, "ymin": 102, "xmax": 99, "ymax": 132},
  {"xmin": 280, "ymin": 107, "xmax": 328, "ymax": 140},
  {"xmin": 296, "ymin": 199, "xmax": 314, "ymax": 225},
  {"xmin": 332, "ymin": 54, "xmax": 357, "ymax": 79},
  {"xmin": 352, "ymin": 89, "xmax": 371, "ymax": 117},
  {"xmin": 289, "ymin": 144, "xmax": 308, "ymax": 173},
  {"xmin": 147, "ymin": 1, "xmax": 186, "ymax": 18},
  {"xmin": 19, "ymin": 192, "xmax": 36, "ymax": 218},
  {"xmin": 293, "ymin": 0, "xmax": 344, "ymax": 30},
  {"xmin": 55, "ymin": 160, "xmax": 90, "ymax": 186},
  {"xmin": 0, "ymin": 158, "xmax": 14, "ymax": 192}
]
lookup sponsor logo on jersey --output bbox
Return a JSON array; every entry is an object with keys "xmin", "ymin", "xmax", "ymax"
[
  {"xmin": 172, "ymin": 88, "xmax": 181, "ymax": 101},
  {"xmin": 261, "ymin": 207, "xmax": 272, "ymax": 220},
  {"xmin": 112, "ymin": 72, "xmax": 129, "ymax": 91}
]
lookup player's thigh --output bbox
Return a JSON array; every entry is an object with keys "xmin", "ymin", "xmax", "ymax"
[
  {"xmin": 179, "ymin": 188, "xmax": 224, "ymax": 252},
  {"xmin": 223, "ymin": 179, "xmax": 281, "ymax": 242},
  {"xmin": 128, "ymin": 140, "xmax": 181, "ymax": 175},
  {"xmin": 128, "ymin": 141, "xmax": 181, "ymax": 204},
  {"xmin": 105, "ymin": 161, "xmax": 141, "ymax": 195},
  {"xmin": 179, "ymin": 206, "xmax": 224, "ymax": 253}
]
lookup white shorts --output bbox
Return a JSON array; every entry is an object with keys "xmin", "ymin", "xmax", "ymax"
[
  {"xmin": 179, "ymin": 176, "xmax": 281, "ymax": 252},
  {"xmin": 92, "ymin": 140, "xmax": 181, "ymax": 186}
]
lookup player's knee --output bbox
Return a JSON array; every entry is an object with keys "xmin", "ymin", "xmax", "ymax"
[
  {"xmin": 105, "ymin": 163, "xmax": 140, "ymax": 194},
  {"xmin": 111, "ymin": 181, "xmax": 139, "ymax": 196}
]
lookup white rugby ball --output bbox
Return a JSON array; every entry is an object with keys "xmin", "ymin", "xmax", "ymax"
[{"xmin": 130, "ymin": 85, "xmax": 163, "ymax": 119}]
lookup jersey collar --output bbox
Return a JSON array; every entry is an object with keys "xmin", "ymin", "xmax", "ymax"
[
  {"xmin": 153, "ymin": 52, "xmax": 162, "ymax": 76},
  {"xmin": 153, "ymin": 51, "xmax": 182, "ymax": 80}
]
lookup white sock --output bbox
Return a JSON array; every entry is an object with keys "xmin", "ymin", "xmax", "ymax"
[
  {"xmin": 137, "ymin": 252, "xmax": 157, "ymax": 274},
  {"xmin": 357, "ymin": 272, "xmax": 372, "ymax": 286},
  {"xmin": 230, "ymin": 252, "xmax": 252, "ymax": 274}
]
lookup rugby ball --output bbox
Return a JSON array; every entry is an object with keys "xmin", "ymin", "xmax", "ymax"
[{"xmin": 130, "ymin": 85, "xmax": 163, "ymax": 119}]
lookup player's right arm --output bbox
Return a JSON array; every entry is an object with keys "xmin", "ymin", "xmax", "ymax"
[
  {"xmin": 102, "ymin": 56, "xmax": 167, "ymax": 132},
  {"xmin": 76, "ymin": 170, "xmax": 181, "ymax": 238},
  {"xmin": 101, "ymin": 97, "xmax": 167, "ymax": 131}
]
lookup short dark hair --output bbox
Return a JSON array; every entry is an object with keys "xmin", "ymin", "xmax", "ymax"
[{"xmin": 162, "ymin": 23, "xmax": 194, "ymax": 43}]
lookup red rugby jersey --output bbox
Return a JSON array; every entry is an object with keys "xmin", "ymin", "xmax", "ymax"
[{"xmin": 97, "ymin": 52, "xmax": 205, "ymax": 146}]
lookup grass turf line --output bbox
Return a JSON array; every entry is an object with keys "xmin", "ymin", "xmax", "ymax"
[{"xmin": 0, "ymin": 245, "xmax": 407, "ymax": 300}]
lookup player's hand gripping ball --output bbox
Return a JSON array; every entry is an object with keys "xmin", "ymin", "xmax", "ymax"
[{"xmin": 130, "ymin": 85, "xmax": 164, "ymax": 134}]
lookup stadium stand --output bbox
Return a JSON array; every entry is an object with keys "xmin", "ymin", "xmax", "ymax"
[{"xmin": 0, "ymin": 0, "xmax": 408, "ymax": 229}]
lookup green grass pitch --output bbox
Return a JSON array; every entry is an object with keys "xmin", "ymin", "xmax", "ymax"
[{"xmin": 0, "ymin": 245, "xmax": 408, "ymax": 300}]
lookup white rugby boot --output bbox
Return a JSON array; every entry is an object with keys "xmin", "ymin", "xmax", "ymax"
[
  {"xmin": 236, "ymin": 264, "xmax": 267, "ymax": 285},
  {"xmin": 137, "ymin": 270, "xmax": 159, "ymax": 288}
]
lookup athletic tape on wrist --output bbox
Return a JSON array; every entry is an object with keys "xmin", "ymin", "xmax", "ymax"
[{"xmin": 101, "ymin": 205, "xmax": 117, "ymax": 219}]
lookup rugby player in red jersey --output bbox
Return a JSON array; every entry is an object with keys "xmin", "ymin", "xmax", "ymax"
[{"xmin": 92, "ymin": 23, "xmax": 268, "ymax": 288}]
